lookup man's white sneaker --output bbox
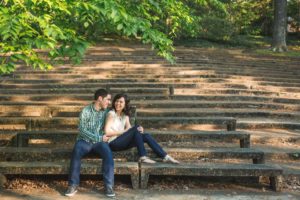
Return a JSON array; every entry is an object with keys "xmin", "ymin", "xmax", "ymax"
[{"xmin": 65, "ymin": 185, "xmax": 78, "ymax": 197}]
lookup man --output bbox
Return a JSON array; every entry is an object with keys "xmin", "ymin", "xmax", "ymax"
[{"xmin": 65, "ymin": 89, "xmax": 115, "ymax": 197}]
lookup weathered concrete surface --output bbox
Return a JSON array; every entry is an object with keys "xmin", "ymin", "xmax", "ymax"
[{"xmin": 0, "ymin": 189, "xmax": 299, "ymax": 200}]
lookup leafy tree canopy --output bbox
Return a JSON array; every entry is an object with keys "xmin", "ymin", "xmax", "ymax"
[
  {"xmin": 1, "ymin": 0, "xmax": 197, "ymax": 73},
  {"xmin": 0, "ymin": 0, "xmax": 298, "ymax": 74}
]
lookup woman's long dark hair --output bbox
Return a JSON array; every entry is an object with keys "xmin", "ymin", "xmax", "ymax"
[{"xmin": 111, "ymin": 93, "xmax": 130, "ymax": 116}]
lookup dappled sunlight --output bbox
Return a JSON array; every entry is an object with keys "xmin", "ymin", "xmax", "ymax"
[
  {"xmin": 166, "ymin": 124, "xmax": 226, "ymax": 131},
  {"xmin": 0, "ymin": 124, "xmax": 26, "ymax": 130}
]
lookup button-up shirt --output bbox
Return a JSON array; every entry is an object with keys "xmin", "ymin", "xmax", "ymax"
[{"xmin": 77, "ymin": 103, "xmax": 109, "ymax": 143}]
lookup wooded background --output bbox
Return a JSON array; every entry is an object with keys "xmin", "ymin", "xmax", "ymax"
[{"xmin": 0, "ymin": 0, "xmax": 299, "ymax": 74}]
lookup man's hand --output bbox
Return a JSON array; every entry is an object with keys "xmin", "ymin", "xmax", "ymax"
[
  {"xmin": 103, "ymin": 135, "xmax": 110, "ymax": 142},
  {"xmin": 137, "ymin": 126, "xmax": 144, "ymax": 133}
]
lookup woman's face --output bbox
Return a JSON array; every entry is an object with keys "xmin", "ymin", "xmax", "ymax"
[{"xmin": 114, "ymin": 97, "xmax": 125, "ymax": 112}]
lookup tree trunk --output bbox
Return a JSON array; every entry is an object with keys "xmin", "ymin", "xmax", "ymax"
[{"xmin": 272, "ymin": 0, "xmax": 288, "ymax": 52}]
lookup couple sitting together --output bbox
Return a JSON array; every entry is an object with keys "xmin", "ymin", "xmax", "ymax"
[{"xmin": 65, "ymin": 89, "xmax": 179, "ymax": 198}]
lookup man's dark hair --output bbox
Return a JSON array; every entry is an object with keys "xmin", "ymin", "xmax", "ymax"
[{"xmin": 94, "ymin": 89, "xmax": 109, "ymax": 100}]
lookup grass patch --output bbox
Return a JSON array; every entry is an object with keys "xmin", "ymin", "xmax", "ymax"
[
  {"xmin": 175, "ymin": 34, "xmax": 300, "ymax": 59},
  {"xmin": 254, "ymin": 48, "xmax": 300, "ymax": 58},
  {"xmin": 175, "ymin": 35, "xmax": 271, "ymax": 48}
]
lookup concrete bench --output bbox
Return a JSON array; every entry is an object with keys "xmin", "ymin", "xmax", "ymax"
[
  {"xmin": 138, "ymin": 117, "xmax": 237, "ymax": 131},
  {"xmin": 140, "ymin": 163, "xmax": 283, "ymax": 191},
  {"xmin": 0, "ymin": 147, "xmax": 135, "ymax": 162},
  {"xmin": 151, "ymin": 130, "xmax": 250, "ymax": 148},
  {"xmin": 0, "ymin": 147, "xmax": 263, "ymax": 164},
  {"xmin": 0, "ymin": 161, "xmax": 139, "ymax": 189},
  {"xmin": 0, "ymin": 116, "xmax": 236, "ymax": 132},
  {"xmin": 15, "ymin": 130, "xmax": 250, "ymax": 148},
  {"xmin": 14, "ymin": 106, "xmax": 138, "ymax": 147}
]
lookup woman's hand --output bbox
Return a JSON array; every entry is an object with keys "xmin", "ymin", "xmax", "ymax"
[
  {"xmin": 103, "ymin": 135, "xmax": 110, "ymax": 142},
  {"xmin": 137, "ymin": 126, "xmax": 144, "ymax": 133}
]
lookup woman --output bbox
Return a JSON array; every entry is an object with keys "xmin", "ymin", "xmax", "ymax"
[{"xmin": 104, "ymin": 93, "xmax": 179, "ymax": 164}]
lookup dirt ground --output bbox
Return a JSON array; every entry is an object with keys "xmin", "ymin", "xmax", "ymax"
[
  {"xmin": 0, "ymin": 175, "xmax": 299, "ymax": 200},
  {"xmin": 1, "ymin": 187, "xmax": 299, "ymax": 200}
]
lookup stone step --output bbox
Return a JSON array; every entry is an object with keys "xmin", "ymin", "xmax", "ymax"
[
  {"xmin": 3, "ymin": 78, "xmax": 300, "ymax": 88},
  {"xmin": 11, "ymin": 130, "xmax": 249, "ymax": 148},
  {"xmin": 0, "ymin": 147, "xmax": 265, "ymax": 163},
  {"xmin": 0, "ymin": 161, "xmax": 139, "ymax": 189},
  {"xmin": 140, "ymin": 162, "xmax": 283, "ymax": 191},
  {"xmin": 7, "ymin": 73, "xmax": 230, "ymax": 79},
  {"xmin": 11, "ymin": 69, "xmax": 300, "ymax": 80},
  {"xmin": 137, "ymin": 117, "xmax": 300, "ymax": 130},
  {"xmin": 0, "ymin": 94, "xmax": 169, "ymax": 102},
  {"xmin": 63, "ymin": 57, "xmax": 300, "ymax": 67},
  {"xmin": 0, "ymin": 82, "xmax": 197, "ymax": 89},
  {"xmin": 243, "ymin": 129, "xmax": 300, "ymax": 147},
  {"xmin": 259, "ymin": 82, "xmax": 300, "ymax": 88},
  {"xmin": 3, "ymin": 87, "xmax": 299, "ymax": 98},
  {"xmin": 4, "ymin": 72, "xmax": 300, "ymax": 84},
  {"xmin": 8, "ymin": 74, "xmax": 300, "ymax": 84},
  {"xmin": 0, "ymin": 88, "xmax": 169, "ymax": 95},
  {"xmin": 1, "ymin": 109, "xmax": 300, "ymax": 120},
  {"xmin": 171, "ymin": 95, "xmax": 300, "ymax": 105},
  {"xmin": 1, "ymin": 115, "xmax": 299, "ymax": 131},
  {"xmin": 14, "ymin": 64, "xmax": 300, "ymax": 77},
  {"xmin": 237, "ymin": 118, "xmax": 300, "ymax": 130},
  {"xmin": 175, "ymin": 88, "xmax": 300, "ymax": 96},
  {"xmin": 37, "ymin": 109, "xmax": 299, "ymax": 120},
  {"xmin": 0, "ymin": 101, "xmax": 299, "ymax": 111},
  {"xmin": 266, "ymin": 161, "xmax": 300, "ymax": 176},
  {"xmin": 256, "ymin": 148, "xmax": 300, "ymax": 161},
  {"xmin": 1, "ymin": 94, "xmax": 300, "ymax": 105},
  {"xmin": 136, "ymin": 109, "xmax": 300, "ymax": 120}
]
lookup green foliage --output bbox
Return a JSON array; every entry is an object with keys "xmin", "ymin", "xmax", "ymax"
[
  {"xmin": 288, "ymin": 0, "xmax": 300, "ymax": 31},
  {"xmin": 0, "ymin": 0, "xmax": 183, "ymax": 74},
  {"xmin": 1, "ymin": 0, "xmax": 298, "ymax": 74},
  {"xmin": 199, "ymin": 16, "xmax": 235, "ymax": 41},
  {"xmin": 0, "ymin": 0, "xmax": 76, "ymax": 73},
  {"xmin": 226, "ymin": 0, "xmax": 273, "ymax": 35}
]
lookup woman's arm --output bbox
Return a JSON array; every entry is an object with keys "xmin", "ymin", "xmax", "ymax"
[
  {"xmin": 104, "ymin": 113, "xmax": 124, "ymax": 137},
  {"xmin": 124, "ymin": 116, "xmax": 131, "ymax": 131}
]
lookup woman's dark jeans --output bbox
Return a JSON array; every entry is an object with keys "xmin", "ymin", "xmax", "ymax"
[{"xmin": 109, "ymin": 126, "xmax": 167, "ymax": 158}]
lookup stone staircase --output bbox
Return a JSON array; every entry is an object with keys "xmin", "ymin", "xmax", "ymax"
[{"xmin": 0, "ymin": 44, "xmax": 299, "ymax": 191}]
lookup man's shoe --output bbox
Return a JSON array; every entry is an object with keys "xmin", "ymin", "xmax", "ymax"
[
  {"xmin": 65, "ymin": 185, "xmax": 78, "ymax": 197},
  {"xmin": 105, "ymin": 186, "xmax": 115, "ymax": 198},
  {"xmin": 139, "ymin": 156, "xmax": 156, "ymax": 164}
]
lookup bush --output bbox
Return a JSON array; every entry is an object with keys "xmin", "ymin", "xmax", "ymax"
[{"xmin": 199, "ymin": 16, "xmax": 235, "ymax": 41}]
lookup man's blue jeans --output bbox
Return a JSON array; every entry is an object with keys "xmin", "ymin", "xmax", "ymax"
[
  {"xmin": 68, "ymin": 139, "xmax": 114, "ymax": 188},
  {"xmin": 109, "ymin": 126, "xmax": 167, "ymax": 158}
]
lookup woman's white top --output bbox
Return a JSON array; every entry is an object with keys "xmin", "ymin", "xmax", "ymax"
[{"xmin": 107, "ymin": 110, "xmax": 126, "ymax": 143}]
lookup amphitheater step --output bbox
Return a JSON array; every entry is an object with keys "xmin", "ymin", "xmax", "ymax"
[
  {"xmin": 0, "ymin": 88, "xmax": 169, "ymax": 95},
  {"xmin": 0, "ymin": 147, "xmax": 265, "ymax": 164},
  {"xmin": 1, "ymin": 94, "xmax": 300, "ymax": 105},
  {"xmin": 0, "ymin": 82, "xmax": 197, "ymax": 89},
  {"xmin": 10, "ymin": 130, "xmax": 249, "ymax": 148},
  {"xmin": 175, "ymin": 88, "xmax": 300, "ymax": 96},
  {"xmin": 0, "ymin": 161, "xmax": 139, "ymax": 189},
  {"xmin": 8, "ymin": 108, "xmax": 294, "ymax": 119},
  {"xmin": 136, "ymin": 109, "xmax": 300, "ymax": 120},
  {"xmin": 0, "ymin": 101, "xmax": 299, "ymax": 111},
  {"xmin": 140, "ymin": 162, "xmax": 283, "ymax": 191},
  {"xmin": 0, "ymin": 116, "xmax": 237, "ymax": 131},
  {"xmin": 237, "ymin": 119, "xmax": 300, "ymax": 130}
]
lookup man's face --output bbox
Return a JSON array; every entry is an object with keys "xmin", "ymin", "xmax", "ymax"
[{"xmin": 99, "ymin": 94, "xmax": 111, "ymax": 109}]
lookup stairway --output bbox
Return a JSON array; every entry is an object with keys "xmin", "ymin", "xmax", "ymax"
[{"xmin": 0, "ymin": 44, "xmax": 299, "ymax": 191}]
